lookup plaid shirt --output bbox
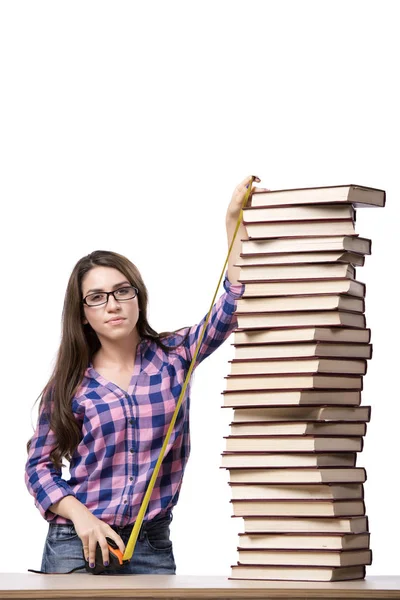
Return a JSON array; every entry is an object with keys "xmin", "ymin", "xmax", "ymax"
[{"xmin": 25, "ymin": 274, "xmax": 245, "ymax": 526}]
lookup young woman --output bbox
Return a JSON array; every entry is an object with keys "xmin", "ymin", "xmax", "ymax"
[{"xmin": 25, "ymin": 175, "xmax": 265, "ymax": 575}]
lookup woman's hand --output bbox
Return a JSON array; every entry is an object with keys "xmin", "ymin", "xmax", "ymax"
[
  {"xmin": 225, "ymin": 174, "xmax": 270, "ymax": 285},
  {"xmin": 72, "ymin": 510, "xmax": 126, "ymax": 568},
  {"xmin": 226, "ymin": 174, "xmax": 270, "ymax": 223}
]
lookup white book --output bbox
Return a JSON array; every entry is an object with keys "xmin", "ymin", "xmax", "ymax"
[
  {"xmin": 229, "ymin": 357, "xmax": 367, "ymax": 376},
  {"xmin": 236, "ymin": 295, "xmax": 364, "ymax": 313},
  {"xmin": 240, "ymin": 235, "xmax": 371, "ymax": 255},
  {"xmin": 242, "ymin": 204, "xmax": 354, "ymax": 222},
  {"xmin": 233, "ymin": 342, "xmax": 372, "ymax": 360},
  {"xmin": 236, "ymin": 250, "xmax": 365, "ymax": 266},
  {"xmin": 239, "ymin": 262, "xmax": 355, "ymax": 281},
  {"xmin": 233, "ymin": 326, "xmax": 370, "ymax": 344},
  {"xmin": 250, "ymin": 184, "xmax": 385, "ymax": 208}
]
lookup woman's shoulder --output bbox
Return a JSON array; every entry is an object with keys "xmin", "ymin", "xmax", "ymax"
[
  {"xmin": 158, "ymin": 327, "xmax": 189, "ymax": 348},
  {"xmin": 70, "ymin": 370, "xmax": 99, "ymax": 411},
  {"xmin": 142, "ymin": 330, "xmax": 190, "ymax": 369}
]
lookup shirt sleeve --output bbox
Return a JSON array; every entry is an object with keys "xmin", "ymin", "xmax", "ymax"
[
  {"xmin": 179, "ymin": 271, "xmax": 245, "ymax": 370},
  {"xmin": 24, "ymin": 397, "xmax": 76, "ymax": 521}
]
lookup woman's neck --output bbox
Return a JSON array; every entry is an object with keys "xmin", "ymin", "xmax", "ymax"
[{"xmin": 93, "ymin": 330, "xmax": 141, "ymax": 371}]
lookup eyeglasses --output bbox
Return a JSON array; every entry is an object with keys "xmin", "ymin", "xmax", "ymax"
[{"xmin": 82, "ymin": 285, "xmax": 139, "ymax": 307}]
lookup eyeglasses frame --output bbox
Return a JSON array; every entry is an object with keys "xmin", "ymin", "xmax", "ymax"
[{"xmin": 82, "ymin": 285, "xmax": 139, "ymax": 307}]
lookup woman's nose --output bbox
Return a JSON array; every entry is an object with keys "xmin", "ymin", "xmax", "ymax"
[{"xmin": 106, "ymin": 293, "xmax": 120, "ymax": 308}]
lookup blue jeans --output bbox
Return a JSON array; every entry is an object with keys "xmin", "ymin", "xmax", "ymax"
[{"xmin": 40, "ymin": 510, "xmax": 176, "ymax": 575}]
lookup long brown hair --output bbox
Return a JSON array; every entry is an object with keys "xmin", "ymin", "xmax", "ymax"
[{"xmin": 27, "ymin": 250, "xmax": 189, "ymax": 469}]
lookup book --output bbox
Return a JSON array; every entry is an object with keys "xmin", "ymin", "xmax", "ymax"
[
  {"xmin": 241, "ymin": 236, "xmax": 371, "ymax": 255},
  {"xmin": 231, "ymin": 499, "xmax": 366, "ymax": 517},
  {"xmin": 233, "ymin": 342, "xmax": 372, "ymax": 361},
  {"xmin": 229, "ymin": 358, "xmax": 367, "ymax": 376},
  {"xmin": 235, "ymin": 311, "xmax": 365, "ymax": 329},
  {"xmin": 244, "ymin": 220, "xmax": 356, "ymax": 239},
  {"xmin": 238, "ymin": 262, "xmax": 355, "ymax": 281},
  {"xmin": 233, "ymin": 327, "xmax": 370, "ymax": 345},
  {"xmin": 242, "ymin": 516, "xmax": 368, "ymax": 534},
  {"xmin": 230, "ymin": 406, "xmax": 371, "ymax": 422},
  {"xmin": 224, "ymin": 374, "xmax": 363, "ymax": 392},
  {"xmin": 237, "ymin": 532, "xmax": 370, "ymax": 550},
  {"xmin": 228, "ymin": 467, "xmax": 367, "ymax": 484},
  {"xmin": 236, "ymin": 251, "xmax": 365, "ymax": 267},
  {"xmin": 222, "ymin": 389, "xmax": 362, "ymax": 406},
  {"xmin": 229, "ymin": 421, "xmax": 367, "ymax": 437},
  {"xmin": 250, "ymin": 184, "xmax": 385, "ymax": 208},
  {"xmin": 229, "ymin": 564, "xmax": 366, "ymax": 581},
  {"xmin": 229, "ymin": 483, "xmax": 363, "ymax": 501},
  {"xmin": 241, "ymin": 279, "xmax": 365, "ymax": 298},
  {"xmin": 236, "ymin": 548, "xmax": 372, "ymax": 567},
  {"xmin": 242, "ymin": 203, "xmax": 355, "ymax": 222},
  {"xmin": 235, "ymin": 295, "xmax": 365, "ymax": 314},
  {"xmin": 221, "ymin": 453, "xmax": 357, "ymax": 469},
  {"xmin": 224, "ymin": 436, "xmax": 363, "ymax": 453}
]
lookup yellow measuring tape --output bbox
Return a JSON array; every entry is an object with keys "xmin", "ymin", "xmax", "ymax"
[{"xmin": 123, "ymin": 176, "xmax": 255, "ymax": 561}]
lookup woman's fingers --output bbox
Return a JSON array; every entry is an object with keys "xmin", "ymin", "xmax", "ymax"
[
  {"xmin": 82, "ymin": 534, "xmax": 124, "ymax": 567},
  {"xmin": 82, "ymin": 543, "xmax": 89, "ymax": 562},
  {"xmin": 115, "ymin": 536, "xmax": 125, "ymax": 555},
  {"xmin": 105, "ymin": 534, "xmax": 125, "ymax": 560},
  {"xmin": 237, "ymin": 175, "xmax": 260, "ymax": 191},
  {"xmin": 98, "ymin": 538, "xmax": 110, "ymax": 567},
  {"xmin": 88, "ymin": 536, "xmax": 97, "ymax": 568}
]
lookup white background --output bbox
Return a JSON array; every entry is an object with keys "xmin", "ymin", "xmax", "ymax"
[{"xmin": 0, "ymin": 0, "xmax": 399, "ymax": 576}]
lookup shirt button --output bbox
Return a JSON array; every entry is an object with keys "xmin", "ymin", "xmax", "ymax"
[
  {"xmin": 124, "ymin": 500, "xmax": 127, "ymax": 504},
  {"xmin": 129, "ymin": 477, "xmax": 133, "ymax": 481},
  {"xmin": 130, "ymin": 448, "xmax": 134, "ymax": 453},
  {"xmin": 129, "ymin": 419, "xmax": 134, "ymax": 425}
]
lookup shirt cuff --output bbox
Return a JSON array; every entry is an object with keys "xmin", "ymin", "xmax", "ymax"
[
  {"xmin": 36, "ymin": 482, "xmax": 76, "ymax": 522},
  {"xmin": 223, "ymin": 270, "xmax": 245, "ymax": 298}
]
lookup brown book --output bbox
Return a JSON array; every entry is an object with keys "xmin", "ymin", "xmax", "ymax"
[
  {"xmin": 229, "ymin": 421, "xmax": 367, "ymax": 437},
  {"xmin": 236, "ymin": 250, "xmax": 365, "ymax": 267},
  {"xmin": 242, "ymin": 203, "xmax": 355, "ymax": 222},
  {"xmin": 231, "ymin": 499, "xmax": 366, "ymax": 517},
  {"xmin": 241, "ymin": 235, "xmax": 371, "ymax": 255},
  {"xmin": 230, "ymin": 564, "xmax": 366, "ymax": 581},
  {"xmin": 222, "ymin": 389, "xmax": 362, "ymax": 407},
  {"xmin": 229, "ymin": 483, "xmax": 363, "ymax": 501},
  {"xmin": 241, "ymin": 279, "xmax": 366, "ymax": 298},
  {"xmin": 236, "ymin": 311, "xmax": 365, "ymax": 329},
  {"xmin": 224, "ymin": 374, "xmax": 363, "ymax": 392},
  {"xmin": 224, "ymin": 435, "xmax": 363, "ymax": 453},
  {"xmin": 242, "ymin": 516, "xmax": 368, "ymax": 534},
  {"xmin": 244, "ymin": 220, "xmax": 356, "ymax": 239},
  {"xmin": 228, "ymin": 467, "xmax": 366, "ymax": 484},
  {"xmin": 233, "ymin": 326, "xmax": 370, "ymax": 344},
  {"xmin": 236, "ymin": 548, "xmax": 372, "ymax": 567},
  {"xmin": 238, "ymin": 262, "xmax": 355, "ymax": 281},
  {"xmin": 229, "ymin": 358, "xmax": 367, "ymax": 376},
  {"xmin": 236, "ymin": 295, "xmax": 365, "ymax": 314},
  {"xmin": 230, "ymin": 406, "xmax": 371, "ymax": 422},
  {"xmin": 220, "ymin": 453, "xmax": 357, "ymax": 469},
  {"xmin": 250, "ymin": 184, "xmax": 385, "ymax": 208},
  {"xmin": 233, "ymin": 342, "xmax": 372, "ymax": 360},
  {"xmin": 237, "ymin": 532, "xmax": 370, "ymax": 551}
]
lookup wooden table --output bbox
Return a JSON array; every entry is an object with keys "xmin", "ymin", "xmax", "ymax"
[{"xmin": 1, "ymin": 575, "xmax": 400, "ymax": 599}]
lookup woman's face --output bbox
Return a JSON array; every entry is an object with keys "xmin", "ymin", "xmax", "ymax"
[{"xmin": 81, "ymin": 266, "xmax": 140, "ymax": 341}]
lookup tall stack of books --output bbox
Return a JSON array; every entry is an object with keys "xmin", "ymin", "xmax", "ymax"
[{"xmin": 222, "ymin": 184, "xmax": 385, "ymax": 582}]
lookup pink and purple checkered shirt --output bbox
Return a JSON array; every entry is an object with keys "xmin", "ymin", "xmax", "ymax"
[{"xmin": 25, "ymin": 274, "xmax": 245, "ymax": 526}]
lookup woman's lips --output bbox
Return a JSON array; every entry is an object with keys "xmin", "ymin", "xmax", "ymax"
[{"xmin": 107, "ymin": 318, "xmax": 126, "ymax": 325}]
